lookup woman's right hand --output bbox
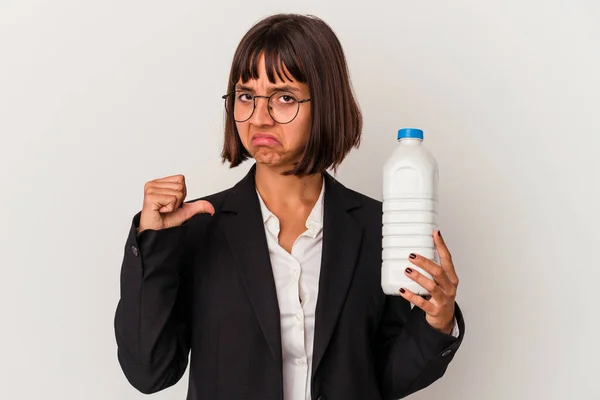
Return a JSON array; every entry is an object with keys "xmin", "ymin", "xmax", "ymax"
[{"xmin": 138, "ymin": 174, "xmax": 215, "ymax": 233}]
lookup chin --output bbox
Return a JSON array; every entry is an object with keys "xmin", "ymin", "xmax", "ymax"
[{"xmin": 252, "ymin": 149, "xmax": 283, "ymax": 165}]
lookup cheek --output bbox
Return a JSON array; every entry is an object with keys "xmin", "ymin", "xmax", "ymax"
[
  {"xmin": 292, "ymin": 113, "xmax": 311, "ymax": 144},
  {"xmin": 235, "ymin": 122, "xmax": 249, "ymax": 145}
]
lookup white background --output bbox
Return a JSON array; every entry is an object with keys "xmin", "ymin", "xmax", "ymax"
[{"xmin": 1, "ymin": 1, "xmax": 599, "ymax": 399}]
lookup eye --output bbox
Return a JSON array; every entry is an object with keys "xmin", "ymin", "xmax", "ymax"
[
  {"xmin": 236, "ymin": 92, "xmax": 253, "ymax": 102},
  {"xmin": 276, "ymin": 92, "xmax": 298, "ymax": 104}
]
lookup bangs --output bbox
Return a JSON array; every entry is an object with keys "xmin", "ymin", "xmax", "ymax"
[{"xmin": 231, "ymin": 30, "xmax": 308, "ymax": 85}]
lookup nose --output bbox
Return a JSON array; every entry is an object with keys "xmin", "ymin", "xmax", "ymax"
[{"xmin": 249, "ymin": 96, "xmax": 275, "ymax": 126}]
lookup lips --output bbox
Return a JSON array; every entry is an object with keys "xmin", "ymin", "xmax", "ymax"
[{"xmin": 251, "ymin": 133, "xmax": 281, "ymax": 146}]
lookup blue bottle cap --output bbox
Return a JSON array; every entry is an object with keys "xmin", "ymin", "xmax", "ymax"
[{"xmin": 397, "ymin": 128, "xmax": 424, "ymax": 140}]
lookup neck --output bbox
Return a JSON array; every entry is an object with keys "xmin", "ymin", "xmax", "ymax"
[{"xmin": 254, "ymin": 162, "xmax": 323, "ymax": 209}]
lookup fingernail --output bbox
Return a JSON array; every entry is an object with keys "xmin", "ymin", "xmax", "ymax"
[
  {"xmin": 405, "ymin": 267, "xmax": 413, "ymax": 274},
  {"xmin": 409, "ymin": 253, "xmax": 417, "ymax": 259},
  {"xmin": 438, "ymin": 230, "xmax": 442, "ymax": 238},
  {"xmin": 399, "ymin": 288, "xmax": 406, "ymax": 294}
]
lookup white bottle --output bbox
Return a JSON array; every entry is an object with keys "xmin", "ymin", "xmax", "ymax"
[{"xmin": 382, "ymin": 128, "xmax": 439, "ymax": 296}]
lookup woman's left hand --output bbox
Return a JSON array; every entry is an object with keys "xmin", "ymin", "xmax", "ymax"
[{"xmin": 398, "ymin": 230, "xmax": 459, "ymax": 334}]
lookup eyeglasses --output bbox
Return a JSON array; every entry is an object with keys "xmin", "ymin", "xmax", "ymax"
[{"xmin": 222, "ymin": 90, "xmax": 311, "ymax": 124}]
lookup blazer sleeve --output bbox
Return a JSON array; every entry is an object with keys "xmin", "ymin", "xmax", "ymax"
[
  {"xmin": 114, "ymin": 211, "xmax": 193, "ymax": 394},
  {"xmin": 374, "ymin": 296, "xmax": 465, "ymax": 400}
]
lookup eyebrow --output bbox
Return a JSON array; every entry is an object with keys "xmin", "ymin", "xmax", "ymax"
[{"xmin": 234, "ymin": 84, "xmax": 301, "ymax": 94}]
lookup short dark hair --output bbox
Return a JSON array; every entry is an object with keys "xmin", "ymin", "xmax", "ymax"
[{"xmin": 221, "ymin": 13, "xmax": 362, "ymax": 176}]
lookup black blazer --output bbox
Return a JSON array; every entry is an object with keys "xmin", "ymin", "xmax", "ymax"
[{"xmin": 114, "ymin": 163, "xmax": 465, "ymax": 400}]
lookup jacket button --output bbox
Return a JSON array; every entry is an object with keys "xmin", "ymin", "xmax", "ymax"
[
  {"xmin": 131, "ymin": 245, "xmax": 139, "ymax": 257},
  {"xmin": 441, "ymin": 349, "xmax": 452, "ymax": 357}
]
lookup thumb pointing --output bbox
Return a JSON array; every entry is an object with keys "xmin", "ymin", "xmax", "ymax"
[{"xmin": 185, "ymin": 200, "xmax": 215, "ymax": 219}]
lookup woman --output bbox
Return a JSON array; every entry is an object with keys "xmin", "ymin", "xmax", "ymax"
[{"xmin": 114, "ymin": 13, "xmax": 464, "ymax": 400}]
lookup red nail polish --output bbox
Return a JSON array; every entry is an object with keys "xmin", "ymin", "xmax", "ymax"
[
  {"xmin": 438, "ymin": 231, "xmax": 442, "ymax": 238},
  {"xmin": 405, "ymin": 267, "xmax": 413, "ymax": 274},
  {"xmin": 399, "ymin": 288, "xmax": 406, "ymax": 294},
  {"xmin": 409, "ymin": 253, "xmax": 416, "ymax": 259}
]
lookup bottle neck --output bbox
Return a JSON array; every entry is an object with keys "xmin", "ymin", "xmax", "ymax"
[{"xmin": 398, "ymin": 138, "xmax": 423, "ymax": 145}]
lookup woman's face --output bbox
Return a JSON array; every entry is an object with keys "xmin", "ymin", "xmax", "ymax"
[{"xmin": 235, "ymin": 54, "xmax": 311, "ymax": 170}]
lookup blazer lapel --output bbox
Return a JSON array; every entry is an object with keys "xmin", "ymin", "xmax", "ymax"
[
  {"xmin": 312, "ymin": 172, "xmax": 363, "ymax": 379},
  {"xmin": 221, "ymin": 164, "xmax": 282, "ymax": 371},
  {"xmin": 219, "ymin": 165, "xmax": 363, "ymax": 379}
]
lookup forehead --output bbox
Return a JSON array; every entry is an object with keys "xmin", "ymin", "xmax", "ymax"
[
  {"xmin": 237, "ymin": 54, "xmax": 291, "ymax": 82},
  {"xmin": 234, "ymin": 83, "xmax": 302, "ymax": 94},
  {"xmin": 233, "ymin": 48, "xmax": 308, "ymax": 89},
  {"xmin": 235, "ymin": 55, "xmax": 307, "ymax": 93}
]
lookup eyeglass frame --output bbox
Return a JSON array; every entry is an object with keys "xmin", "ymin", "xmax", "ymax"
[{"xmin": 221, "ymin": 90, "xmax": 311, "ymax": 124}]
